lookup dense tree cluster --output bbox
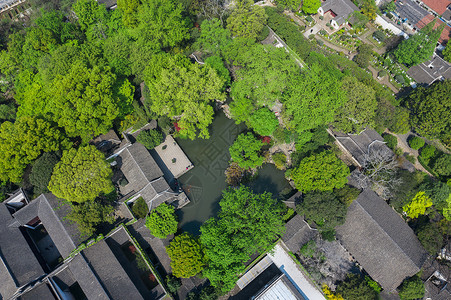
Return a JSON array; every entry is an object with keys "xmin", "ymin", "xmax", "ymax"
[{"xmin": 200, "ymin": 186, "xmax": 285, "ymax": 291}]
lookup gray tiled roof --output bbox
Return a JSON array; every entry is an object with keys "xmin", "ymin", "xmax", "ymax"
[
  {"xmin": 119, "ymin": 143, "xmax": 164, "ymax": 194},
  {"xmin": 0, "ymin": 204, "xmax": 45, "ymax": 299},
  {"xmin": 18, "ymin": 282, "xmax": 55, "ymax": 300},
  {"xmin": 336, "ymin": 189, "xmax": 428, "ymax": 291},
  {"xmin": 332, "ymin": 128, "xmax": 390, "ymax": 166},
  {"xmin": 407, "ymin": 54, "xmax": 451, "ymax": 85},
  {"xmin": 13, "ymin": 194, "xmax": 83, "ymax": 258},
  {"xmin": 395, "ymin": 0, "xmax": 429, "ymax": 26},
  {"xmin": 281, "ymin": 214, "xmax": 316, "ymax": 253},
  {"xmin": 321, "ymin": 0, "xmax": 359, "ymax": 25}
]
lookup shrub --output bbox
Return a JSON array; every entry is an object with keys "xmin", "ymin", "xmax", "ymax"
[
  {"xmin": 419, "ymin": 144, "xmax": 435, "ymax": 161},
  {"xmin": 383, "ymin": 133, "xmax": 397, "ymax": 150},
  {"xmin": 272, "ymin": 152, "xmax": 286, "ymax": 169},
  {"xmin": 395, "ymin": 74, "xmax": 405, "ymax": 84},
  {"xmin": 30, "ymin": 152, "xmax": 59, "ymax": 195},
  {"xmin": 398, "ymin": 275, "xmax": 425, "ymax": 300},
  {"xmin": 319, "ymin": 16, "xmax": 324, "ymax": 20},
  {"xmin": 165, "ymin": 275, "xmax": 181, "ymax": 294},
  {"xmin": 377, "ymin": 70, "xmax": 387, "ymax": 77},
  {"xmin": 305, "ymin": 16, "xmax": 314, "ymax": 22},
  {"xmin": 416, "ymin": 222, "xmax": 443, "ymax": 255},
  {"xmin": 136, "ymin": 129, "xmax": 164, "ymax": 150},
  {"xmin": 408, "ymin": 136, "xmax": 425, "ymax": 150},
  {"xmin": 257, "ymin": 26, "xmax": 270, "ymax": 41},
  {"xmin": 321, "ymin": 229, "xmax": 336, "ymax": 241},
  {"xmin": 404, "ymin": 154, "xmax": 416, "ymax": 164},
  {"xmin": 282, "ymin": 208, "xmax": 295, "ymax": 221},
  {"xmin": 300, "ymin": 240, "xmax": 316, "ymax": 258},
  {"xmin": 131, "ymin": 197, "xmax": 148, "ymax": 219},
  {"xmin": 225, "ymin": 162, "xmax": 246, "ymax": 186},
  {"xmin": 372, "ymin": 30, "xmax": 386, "ymax": 42}
]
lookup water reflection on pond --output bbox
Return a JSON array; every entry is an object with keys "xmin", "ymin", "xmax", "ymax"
[{"xmin": 176, "ymin": 112, "xmax": 292, "ymax": 235}]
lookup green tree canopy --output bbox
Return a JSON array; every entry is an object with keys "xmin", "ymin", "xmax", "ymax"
[
  {"xmin": 136, "ymin": 129, "xmax": 164, "ymax": 150},
  {"xmin": 229, "ymin": 133, "xmax": 264, "ymax": 169},
  {"xmin": 275, "ymin": 0, "xmax": 302, "ymax": 11},
  {"xmin": 30, "ymin": 152, "xmax": 60, "ymax": 195},
  {"xmin": 17, "ymin": 62, "xmax": 134, "ymax": 142},
  {"xmin": 336, "ymin": 274, "xmax": 378, "ymax": 300},
  {"xmin": 135, "ymin": 0, "xmax": 190, "ymax": 49},
  {"xmin": 48, "ymin": 145, "xmax": 114, "ymax": 203},
  {"xmin": 290, "ymin": 150, "xmax": 349, "ymax": 192},
  {"xmin": 403, "ymin": 191, "xmax": 433, "ymax": 219},
  {"xmin": 302, "ymin": 0, "xmax": 321, "ymax": 14},
  {"xmin": 283, "ymin": 64, "xmax": 346, "ymax": 136},
  {"xmin": 227, "ymin": 0, "xmax": 267, "ymax": 40},
  {"xmin": 360, "ymin": 0, "xmax": 377, "ymax": 21},
  {"xmin": 0, "ymin": 116, "xmax": 69, "ymax": 182},
  {"xmin": 73, "ymin": 0, "xmax": 105, "ymax": 30},
  {"xmin": 433, "ymin": 154, "xmax": 451, "ymax": 177},
  {"xmin": 67, "ymin": 200, "xmax": 114, "ymax": 236},
  {"xmin": 333, "ymin": 76, "xmax": 377, "ymax": 133},
  {"xmin": 117, "ymin": 0, "xmax": 140, "ymax": 27},
  {"xmin": 166, "ymin": 233, "xmax": 206, "ymax": 278},
  {"xmin": 297, "ymin": 191, "xmax": 347, "ymax": 230},
  {"xmin": 444, "ymin": 42, "xmax": 451, "ymax": 63},
  {"xmin": 196, "ymin": 19, "xmax": 232, "ymax": 57},
  {"xmin": 200, "ymin": 186, "xmax": 285, "ymax": 291},
  {"xmin": 394, "ymin": 20, "xmax": 445, "ymax": 66},
  {"xmin": 416, "ymin": 222, "xmax": 443, "ymax": 255},
  {"xmin": 249, "ymin": 108, "xmax": 279, "ymax": 136},
  {"xmin": 231, "ymin": 44, "xmax": 300, "ymax": 109},
  {"xmin": 405, "ymin": 80, "xmax": 451, "ymax": 145},
  {"xmin": 145, "ymin": 203, "xmax": 178, "ymax": 239},
  {"xmin": 145, "ymin": 56, "xmax": 225, "ymax": 139},
  {"xmin": 398, "ymin": 275, "xmax": 425, "ymax": 300}
]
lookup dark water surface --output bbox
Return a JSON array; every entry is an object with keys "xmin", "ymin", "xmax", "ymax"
[{"xmin": 176, "ymin": 112, "xmax": 292, "ymax": 235}]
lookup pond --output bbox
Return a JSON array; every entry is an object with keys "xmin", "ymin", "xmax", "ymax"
[{"xmin": 176, "ymin": 112, "xmax": 293, "ymax": 235}]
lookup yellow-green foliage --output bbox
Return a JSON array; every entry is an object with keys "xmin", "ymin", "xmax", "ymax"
[
  {"xmin": 403, "ymin": 191, "xmax": 433, "ymax": 219},
  {"xmin": 322, "ymin": 284, "xmax": 344, "ymax": 300}
]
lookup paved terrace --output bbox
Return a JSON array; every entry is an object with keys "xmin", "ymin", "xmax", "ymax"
[{"xmin": 153, "ymin": 135, "xmax": 193, "ymax": 180}]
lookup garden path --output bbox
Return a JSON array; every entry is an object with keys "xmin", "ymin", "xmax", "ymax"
[
  {"xmin": 384, "ymin": 129, "xmax": 432, "ymax": 176},
  {"xmin": 368, "ymin": 65, "xmax": 399, "ymax": 93}
]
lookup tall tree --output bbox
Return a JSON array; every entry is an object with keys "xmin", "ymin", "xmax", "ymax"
[
  {"xmin": 405, "ymin": 80, "xmax": 451, "ymax": 145},
  {"xmin": 145, "ymin": 56, "xmax": 225, "ymax": 139},
  {"xmin": 145, "ymin": 203, "xmax": 178, "ymax": 238},
  {"xmin": 48, "ymin": 145, "xmax": 114, "ymax": 203},
  {"xmin": 196, "ymin": 19, "xmax": 232, "ymax": 57},
  {"xmin": 135, "ymin": 0, "xmax": 191, "ymax": 49},
  {"xmin": 17, "ymin": 62, "xmax": 134, "ymax": 142},
  {"xmin": 200, "ymin": 186, "xmax": 285, "ymax": 291},
  {"xmin": 0, "ymin": 117, "xmax": 69, "ymax": 182},
  {"xmin": 231, "ymin": 44, "xmax": 300, "ymax": 108},
  {"xmin": 227, "ymin": 0, "xmax": 267, "ymax": 40},
  {"xmin": 296, "ymin": 191, "xmax": 347, "ymax": 230},
  {"xmin": 394, "ymin": 20, "xmax": 445, "ymax": 66},
  {"xmin": 290, "ymin": 150, "xmax": 350, "ymax": 193},
  {"xmin": 283, "ymin": 64, "xmax": 346, "ymax": 137},
  {"xmin": 229, "ymin": 133, "xmax": 264, "ymax": 169},
  {"xmin": 166, "ymin": 233, "xmax": 206, "ymax": 278},
  {"xmin": 117, "ymin": 0, "xmax": 141, "ymax": 27},
  {"xmin": 360, "ymin": 0, "xmax": 377, "ymax": 21},
  {"xmin": 249, "ymin": 108, "xmax": 279, "ymax": 136},
  {"xmin": 333, "ymin": 76, "xmax": 377, "ymax": 133}
]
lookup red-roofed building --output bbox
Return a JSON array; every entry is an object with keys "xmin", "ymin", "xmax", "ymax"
[
  {"xmin": 416, "ymin": 14, "xmax": 451, "ymax": 44},
  {"xmin": 420, "ymin": 0, "xmax": 450, "ymax": 15}
]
